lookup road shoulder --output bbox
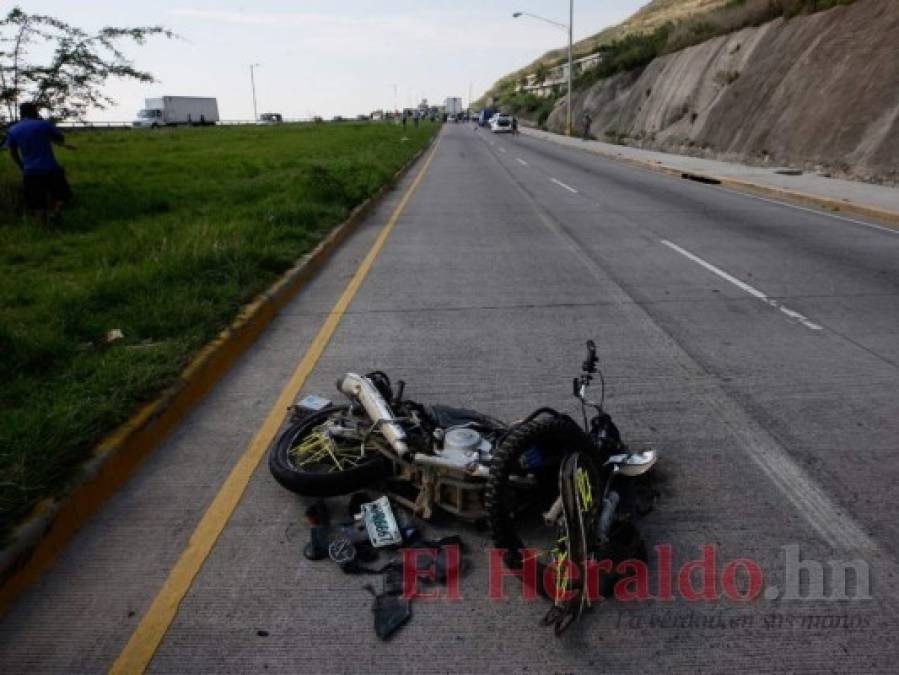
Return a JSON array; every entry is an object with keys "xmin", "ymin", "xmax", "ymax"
[{"xmin": 521, "ymin": 127, "xmax": 899, "ymax": 229}]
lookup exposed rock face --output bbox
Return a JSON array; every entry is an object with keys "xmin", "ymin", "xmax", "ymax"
[{"xmin": 548, "ymin": 0, "xmax": 899, "ymax": 184}]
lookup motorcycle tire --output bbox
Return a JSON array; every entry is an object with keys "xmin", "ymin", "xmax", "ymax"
[
  {"xmin": 268, "ymin": 405, "xmax": 392, "ymax": 497},
  {"xmin": 486, "ymin": 414, "xmax": 603, "ymax": 573}
]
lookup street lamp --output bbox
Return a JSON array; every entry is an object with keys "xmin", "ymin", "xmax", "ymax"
[
  {"xmin": 249, "ymin": 63, "xmax": 261, "ymax": 121},
  {"xmin": 513, "ymin": 2, "xmax": 574, "ymax": 136}
]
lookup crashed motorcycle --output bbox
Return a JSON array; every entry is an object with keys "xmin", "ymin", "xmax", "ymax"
[{"xmin": 269, "ymin": 341, "xmax": 658, "ymax": 633}]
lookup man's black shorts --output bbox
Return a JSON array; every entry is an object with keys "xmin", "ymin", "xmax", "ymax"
[{"xmin": 23, "ymin": 169, "xmax": 72, "ymax": 210}]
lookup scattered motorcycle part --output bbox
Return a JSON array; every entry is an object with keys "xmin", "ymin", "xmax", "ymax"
[
  {"xmin": 328, "ymin": 536, "xmax": 357, "ymax": 570},
  {"xmin": 348, "ymin": 491, "xmax": 374, "ymax": 520},
  {"xmin": 303, "ymin": 527, "xmax": 332, "ymax": 561},
  {"xmin": 368, "ymin": 586, "xmax": 412, "ymax": 640},
  {"xmin": 360, "ymin": 496, "xmax": 403, "ymax": 547},
  {"xmin": 304, "ymin": 499, "xmax": 331, "ymax": 527}
]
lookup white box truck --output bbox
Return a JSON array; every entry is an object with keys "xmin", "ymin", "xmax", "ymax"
[
  {"xmin": 444, "ymin": 97, "xmax": 463, "ymax": 121},
  {"xmin": 133, "ymin": 96, "xmax": 220, "ymax": 127}
]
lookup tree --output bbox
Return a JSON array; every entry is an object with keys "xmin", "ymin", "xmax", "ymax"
[{"xmin": 0, "ymin": 7, "xmax": 174, "ymax": 122}]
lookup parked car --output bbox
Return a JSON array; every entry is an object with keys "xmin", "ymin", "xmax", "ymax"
[{"xmin": 490, "ymin": 113, "xmax": 513, "ymax": 133}]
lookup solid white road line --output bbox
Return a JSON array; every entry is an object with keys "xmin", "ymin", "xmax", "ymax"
[
  {"xmin": 661, "ymin": 239, "xmax": 824, "ymax": 331},
  {"xmin": 550, "ymin": 177, "xmax": 578, "ymax": 193},
  {"xmin": 717, "ymin": 186, "xmax": 899, "ymax": 235},
  {"xmin": 516, "ymin": 158, "xmax": 528, "ymax": 166}
]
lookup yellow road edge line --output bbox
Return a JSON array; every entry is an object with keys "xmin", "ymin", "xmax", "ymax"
[{"xmin": 110, "ymin": 139, "xmax": 440, "ymax": 675}]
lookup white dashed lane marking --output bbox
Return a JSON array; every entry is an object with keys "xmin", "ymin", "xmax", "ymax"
[
  {"xmin": 550, "ymin": 177, "xmax": 578, "ymax": 193},
  {"xmin": 661, "ymin": 239, "xmax": 823, "ymax": 331}
]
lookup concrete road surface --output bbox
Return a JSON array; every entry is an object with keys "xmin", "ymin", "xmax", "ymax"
[{"xmin": 2, "ymin": 124, "xmax": 898, "ymax": 672}]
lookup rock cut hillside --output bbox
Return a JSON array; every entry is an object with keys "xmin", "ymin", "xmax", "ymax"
[
  {"xmin": 480, "ymin": 0, "xmax": 731, "ymax": 105},
  {"xmin": 546, "ymin": 0, "xmax": 898, "ymax": 184}
]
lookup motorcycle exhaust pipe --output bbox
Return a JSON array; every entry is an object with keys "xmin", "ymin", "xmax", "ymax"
[{"xmin": 337, "ymin": 373, "xmax": 409, "ymax": 457}]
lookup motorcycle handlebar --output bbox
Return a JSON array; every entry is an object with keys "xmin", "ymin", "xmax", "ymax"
[{"xmin": 582, "ymin": 340, "xmax": 598, "ymax": 374}]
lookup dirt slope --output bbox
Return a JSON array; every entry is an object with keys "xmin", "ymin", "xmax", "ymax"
[{"xmin": 546, "ymin": 0, "xmax": 899, "ymax": 184}]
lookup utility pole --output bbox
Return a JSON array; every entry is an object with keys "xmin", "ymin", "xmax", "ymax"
[{"xmin": 249, "ymin": 63, "xmax": 261, "ymax": 121}]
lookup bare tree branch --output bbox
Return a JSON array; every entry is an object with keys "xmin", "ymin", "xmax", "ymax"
[{"xmin": 1, "ymin": 6, "xmax": 174, "ymax": 122}]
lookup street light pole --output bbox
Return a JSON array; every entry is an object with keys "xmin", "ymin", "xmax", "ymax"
[
  {"xmin": 567, "ymin": 0, "xmax": 573, "ymax": 137},
  {"xmin": 249, "ymin": 63, "xmax": 261, "ymax": 121},
  {"xmin": 512, "ymin": 6, "xmax": 575, "ymax": 136}
]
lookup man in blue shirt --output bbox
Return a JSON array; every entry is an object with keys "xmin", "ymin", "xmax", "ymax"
[{"xmin": 5, "ymin": 102, "xmax": 72, "ymax": 225}]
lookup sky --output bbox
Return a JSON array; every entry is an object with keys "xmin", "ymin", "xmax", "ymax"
[{"xmin": 15, "ymin": 1, "xmax": 647, "ymax": 122}]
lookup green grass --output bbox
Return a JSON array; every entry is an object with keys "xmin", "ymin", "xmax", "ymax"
[{"xmin": 0, "ymin": 120, "xmax": 438, "ymax": 541}]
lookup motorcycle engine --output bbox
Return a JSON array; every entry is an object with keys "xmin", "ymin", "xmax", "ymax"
[{"xmin": 442, "ymin": 427, "xmax": 493, "ymax": 463}]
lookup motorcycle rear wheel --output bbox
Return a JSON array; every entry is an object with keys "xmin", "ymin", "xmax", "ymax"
[{"xmin": 268, "ymin": 405, "xmax": 392, "ymax": 497}]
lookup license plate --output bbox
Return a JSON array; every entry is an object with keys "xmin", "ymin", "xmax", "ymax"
[{"xmin": 361, "ymin": 496, "xmax": 403, "ymax": 548}]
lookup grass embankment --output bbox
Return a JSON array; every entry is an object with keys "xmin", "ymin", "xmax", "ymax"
[{"xmin": 0, "ymin": 121, "xmax": 438, "ymax": 541}]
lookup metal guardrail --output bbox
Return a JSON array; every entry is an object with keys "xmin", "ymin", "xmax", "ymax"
[
  {"xmin": 56, "ymin": 117, "xmax": 381, "ymax": 130},
  {"xmin": 55, "ymin": 118, "xmax": 320, "ymax": 129}
]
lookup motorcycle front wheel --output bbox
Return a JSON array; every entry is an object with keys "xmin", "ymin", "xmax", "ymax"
[
  {"xmin": 487, "ymin": 414, "xmax": 608, "ymax": 587},
  {"xmin": 268, "ymin": 405, "xmax": 393, "ymax": 497}
]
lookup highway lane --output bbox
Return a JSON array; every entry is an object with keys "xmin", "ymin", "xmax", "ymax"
[
  {"xmin": 2, "ymin": 124, "xmax": 898, "ymax": 672},
  {"xmin": 482, "ymin": 127, "xmax": 899, "ymax": 554}
]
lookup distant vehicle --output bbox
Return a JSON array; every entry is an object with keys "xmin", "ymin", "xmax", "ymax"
[
  {"xmin": 332, "ymin": 115, "xmax": 345, "ymax": 122},
  {"xmin": 133, "ymin": 96, "xmax": 219, "ymax": 128},
  {"xmin": 444, "ymin": 97, "xmax": 463, "ymax": 119},
  {"xmin": 478, "ymin": 108, "xmax": 496, "ymax": 127},
  {"xmin": 356, "ymin": 114, "xmax": 369, "ymax": 121},
  {"xmin": 258, "ymin": 112, "xmax": 283, "ymax": 124},
  {"xmin": 447, "ymin": 114, "xmax": 458, "ymax": 122},
  {"xmin": 490, "ymin": 113, "xmax": 513, "ymax": 133}
]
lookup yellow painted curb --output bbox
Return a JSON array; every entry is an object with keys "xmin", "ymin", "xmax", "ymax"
[{"xmin": 0, "ymin": 133, "xmax": 438, "ymax": 616}]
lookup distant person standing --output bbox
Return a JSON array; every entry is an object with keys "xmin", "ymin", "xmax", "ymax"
[
  {"xmin": 511, "ymin": 116, "xmax": 519, "ymax": 136},
  {"xmin": 413, "ymin": 110, "xmax": 420, "ymax": 128},
  {"xmin": 5, "ymin": 102, "xmax": 72, "ymax": 225},
  {"xmin": 581, "ymin": 112, "xmax": 592, "ymax": 141},
  {"xmin": 402, "ymin": 111, "xmax": 407, "ymax": 131}
]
